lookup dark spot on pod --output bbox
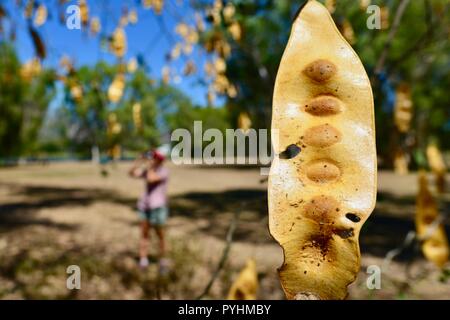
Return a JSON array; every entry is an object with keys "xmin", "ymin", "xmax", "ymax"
[
  {"xmin": 335, "ymin": 228, "xmax": 354, "ymax": 239},
  {"xmin": 279, "ymin": 144, "xmax": 301, "ymax": 159},
  {"xmin": 345, "ymin": 213, "xmax": 361, "ymax": 223}
]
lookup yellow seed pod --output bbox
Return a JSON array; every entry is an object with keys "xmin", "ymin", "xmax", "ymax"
[
  {"xmin": 143, "ymin": 0, "xmax": 152, "ymax": 9},
  {"xmin": 227, "ymin": 84, "xmax": 238, "ymax": 98},
  {"xmin": 325, "ymin": 0, "xmax": 336, "ymax": 14},
  {"xmin": 152, "ymin": 0, "xmax": 164, "ymax": 15},
  {"xmin": 175, "ymin": 23, "xmax": 189, "ymax": 38},
  {"xmin": 415, "ymin": 171, "xmax": 449, "ymax": 268},
  {"xmin": 204, "ymin": 62, "xmax": 216, "ymax": 78},
  {"xmin": 394, "ymin": 84, "xmax": 413, "ymax": 133},
  {"xmin": 70, "ymin": 84, "xmax": 83, "ymax": 102},
  {"xmin": 228, "ymin": 22, "xmax": 242, "ymax": 41},
  {"xmin": 128, "ymin": 9, "xmax": 138, "ymax": 24},
  {"xmin": 380, "ymin": 6, "xmax": 389, "ymax": 30},
  {"xmin": 34, "ymin": 4, "xmax": 47, "ymax": 27},
  {"xmin": 59, "ymin": 55, "xmax": 73, "ymax": 73},
  {"xmin": 110, "ymin": 28, "xmax": 127, "ymax": 58},
  {"xmin": 127, "ymin": 57, "xmax": 138, "ymax": 73},
  {"xmin": 90, "ymin": 17, "xmax": 101, "ymax": 35},
  {"xmin": 108, "ymin": 74, "xmax": 125, "ymax": 103},
  {"xmin": 214, "ymin": 58, "xmax": 226, "ymax": 74},
  {"xmin": 394, "ymin": 149, "xmax": 409, "ymax": 175},
  {"xmin": 268, "ymin": 0, "xmax": 376, "ymax": 300},
  {"xmin": 227, "ymin": 259, "xmax": 258, "ymax": 300},
  {"xmin": 237, "ymin": 112, "xmax": 252, "ymax": 133},
  {"xmin": 223, "ymin": 3, "xmax": 236, "ymax": 23},
  {"xmin": 20, "ymin": 58, "xmax": 41, "ymax": 81},
  {"xmin": 132, "ymin": 102, "xmax": 142, "ymax": 130},
  {"xmin": 171, "ymin": 43, "xmax": 182, "ymax": 59},
  {"xmin": 341, "ymin": 20, "xmax": 355, "ymax": 45},
  {"xmin": 426, "ymin": 144, "xmax": 447, "ymax": 193},
  {"xmin": 359, "ymin": 0, "xmax": 371, "ymax": 10},
  {"xmin": 79, "ymin": 0, "xmax": 89, "ymax": 27}
]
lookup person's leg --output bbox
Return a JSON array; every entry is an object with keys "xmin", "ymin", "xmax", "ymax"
[
  {"xmin": 139, "ymin": 220, "xmax": 150, "ymax": 268},
  {"xmin": 154, "ymin": 226, "xmax": 166, "ymax": 258}
]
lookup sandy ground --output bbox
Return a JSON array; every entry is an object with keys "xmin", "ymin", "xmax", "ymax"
[{"xmin": 0, "ymin": 162, "xmax": 449, "ymax": 300}]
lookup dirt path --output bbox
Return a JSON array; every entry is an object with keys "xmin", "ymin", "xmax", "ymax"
[{"xmin": 0, "ymin": 162, "xmax": 449, "ymax": 299}]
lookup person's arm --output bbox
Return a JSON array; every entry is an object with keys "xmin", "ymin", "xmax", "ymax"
[
  {"xmin": 146, "ymin": 168, "xmax": 167, "ymax": 184},
  {"xmin": 129, "ymin": 157, "xmax": 145, "ymax": 178}
]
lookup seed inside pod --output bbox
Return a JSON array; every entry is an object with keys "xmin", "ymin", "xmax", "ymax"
[
  {"xmin": 303, "ymin": 124, "xmax": 341, "ymax": 148},
  {"xmin": 304, "ymin": 96, "xmax": 341, "ymax": 116},
  {"xmin": 305, "ymin": 160, "xmax": 341, "ymax": 183},
  {"xmin": 303, "ymin": 59, "xmax": 337, "ymax": 83}
]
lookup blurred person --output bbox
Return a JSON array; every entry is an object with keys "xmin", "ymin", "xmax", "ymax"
[{"xmin": 129, "ymin": 150, "xmax": 170, "ymax": 271}]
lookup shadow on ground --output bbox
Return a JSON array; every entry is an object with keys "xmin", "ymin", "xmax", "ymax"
[{"xmin": 1, "ymin": 182, "xmax": 449, "ymax": 260}]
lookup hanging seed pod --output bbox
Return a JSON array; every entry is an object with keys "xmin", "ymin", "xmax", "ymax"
[
  {"xmin": 394, "ymin": 149, "xmax": 409, "ymax": 175},
  {"xmin": 59, "ymin": 55, "xmax": 73, "ymax": 73},
  {"xmin": 20, "ymin": 58, "xmax": 41, "ymax": 81},
  {"xmin": 325, "ymin": 0, "xmax": 336, "ymax": 14},
  {"xmin": 34, "ymin": 4, "xmax": 47, "ymax": 27},
  {"xmin": 70, "ymin": 84, "xmax": 83, "ymax": 102},
  {"xmin": 415, "ymin": 171, "xmax": 449, "ymax": 268},
  {"xmin": 227, "ymin": 259, "xmax": 258, "ymax": 300},
  {"xmin": 394, "ymin": 84, "xmax": 413, "ymax": 133},
  {"xmin": 426, "ymin": 144, "xmax": 447, "ymax": 193},
  {"xmin": 227, "ymin": 84, "xmax": 237, "ymax": 98},
  {"xmin": 359, "ymin": 0, "xmax": 371, "ymax": 10},
  {"xmin": 341, "ymin": 20, "xmax": 355, "ymax": 45},
  {"xmin": 238, "ymin": 112, "xmax": 252, "ymax": 133},
  {"xmin": 228, "ymin": 22, "xmax": 242, "ymax": 41},
  {"xmin": 108, "ymin": 74, "xmax": 125, "ymax": 103},
  {"xmin": 132, "ymin": 102, "xmax": 142, "ymax": 130},
  {"xmin": 128, "ymin": 9, "xmax": 138, "ymax": 24},
  {"xmin": 79, "ymin": 0, "xmax": 89, "ymax": 27},
  {"xmin": 268, "ymin": 0, "xmax": 376, "ymax": 300},
  {"xmin": 223, "ymin": 3, "xmax": 236, "ymax": 23},
  {"xmin": 152, "ymin": 0, "xmax": 164, "ymax": 15},
  {"xmin": 110, "ymin": 27, "xmax": 127, "ymax": 58},
  {"xmin": 214, "ymin": 58, "xmax": 226, "ymax": 74},
  {"xmin": 90, "ymin": 16, "xmax": 101, "ymax": 35},
  {"xmin": 127, "ymin": 57, "xmax": 138, "ymax": 73},
  {"xmin": 380, "ymin": 6, "xmax": 389, "ymax": 30},
  {"xmin": 207, "ymin": 90, "xmax": 216, "ymax": 106},
  {"xmin": 143, "ymin": 0, "xmax": 152, "ymax": 9}
]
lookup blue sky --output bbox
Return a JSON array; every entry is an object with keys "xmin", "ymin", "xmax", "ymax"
[{"xmin": 3, "ymin": 0, "xmax": 217, "ymax": 107}]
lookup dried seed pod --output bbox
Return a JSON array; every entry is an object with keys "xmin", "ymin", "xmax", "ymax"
[
  {"xmin": 426, "ymin": 144, "xmax": 447, "ymax": 193},
  {"xmin": 394, "ymin": 84, "xmax": 413, "ymax": 133},
  {"xmin": 20, "ymin": 58, "xmax": 41, "ymax": 81},
  {"xmin": 34, "ymin": 4, "xmax": 47, "ymax": 27},
  {"xmin": 227, "ymin": 259, "xmax": 258, "ymax": 300},
  {"xmin": 128, "ymin": 9, "xmax": 138, "ymax": 24},
  {"xmin": 90, "ymin": 16, "xmax": 101, "ymax": 35},
  {"xmin": 108, "ymin": 74, "xmax": 125, "ymax": 103},
  {"xmin": 127, "ymin": 57, "xmax": 138, "ymax": 73},
  {"xmin": 79, "ymin": 0, "xmax": 89, "ymax": 27},
  {"xmin": 268, "ymin": 0, "xmax": 376, "ymax": 300},
  {"xmin": 237, "ymin": 112, "xmax": 252, "ymax": 133},
  {"xmin": 415, "ymin": 171, "xmax": 449, "ymax": 268},
  {"xmin": 394, "ymin": 148, "xmax": 409, "ymax": 175},
  {"xmin": 110, "ymin": 28, "xmax": 127, "ymax": 58}
]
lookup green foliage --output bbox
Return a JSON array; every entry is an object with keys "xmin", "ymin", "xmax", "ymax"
[
  {"xmin": 0, "ymin": 43, "xmax": 56, "ymax": 158},
  {"xmin": 196, "ymin": 0, "xmax": 450, "ymax": 163}
]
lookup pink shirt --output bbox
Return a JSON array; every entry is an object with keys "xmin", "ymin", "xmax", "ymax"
[{"xmin": 137, "ymin": 166, "xmax": 169, "ymax": 211}]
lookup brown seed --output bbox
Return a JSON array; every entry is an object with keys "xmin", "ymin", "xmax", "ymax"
[
  {"xmin": 303, "ymin": 59, "xmax": 337, "ymax": 82},
  {"xmin": 303, "ymin": 124, "xmax": 342, "ymax": 148},
  {"xmin": 305, "ymin": 159, "xmax": 341, "ymax": 183},
  {"xmin": 304, "ymin": 96, "xmax": 341, "ymax": 116}
]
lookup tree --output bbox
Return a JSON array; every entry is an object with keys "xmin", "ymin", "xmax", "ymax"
[{"xmin": 0, "ymin": 43, "xmax": 56, "ymax": 159}]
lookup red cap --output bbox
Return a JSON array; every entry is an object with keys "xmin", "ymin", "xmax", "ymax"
[{"xmin": 152, "ymin": 150, "xmax": 165, "ymax": 162}]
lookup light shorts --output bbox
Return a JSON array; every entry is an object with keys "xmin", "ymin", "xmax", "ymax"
[{"xmin": 137, "ymin": 206, "xmax": 168, "ymax": 226}]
